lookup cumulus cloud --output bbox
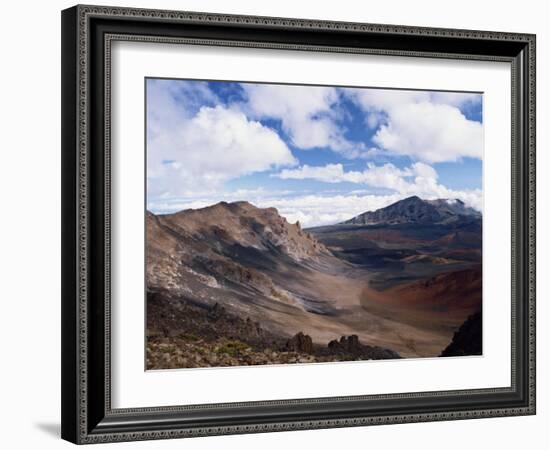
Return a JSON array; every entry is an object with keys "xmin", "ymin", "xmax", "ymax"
[
  {"xmin": 348, "ymin": 89, "xmax": 427, "ymax": 111},
  {"xmin": 344, "ymin": 88, "xmax": 483, "ymax": 163},
  {"xmin": 147, "ymin": 104, "xmax": 297, "ymax": 197},
  {"xmin": 275, "ymin": 162, "xmax": 429, "ymax": 186},
  {"xmin": 242, "ymin": 83, "xmax": 365, "ymax": 158},
  {"xmin": 150, "ymin": 188, "xmax": 481, "ymax": 228},
  {"xmin": 147, "ymin": 79, "xmax": 219, "ymax": 133},
  {"xmin": 276, "ymin": 164, "xmax": 356, "ymax": 183},
  {"xmin": 431, "ymin": 91, "xmax": 482, "ymax": 108},
  {"xmin": 265, "ymin": 193, "xmax": 408, "ymax": 227},
  {"xmin": 146, "ymin": 79, "xmax": 483, "ymax": 227},
  {"xmin": 273, "ymin": 161, "xmax": 482, "ymax": 212},
  {"xmin": 150, "ymin": 192, "xmax": 458, "ymax": 228},
  {"xmin": 347, "ymin": 88, "xmax": 480, "ymax": 112},
  {"xmin": 373, "ymin": 102, "xmax": 482, "ymax": 163},
  {"xmin": 148, "ymin": 190, "xmax": 408, "ymax": 228},
  {"xmin": 266, "ymin": 187, "xmax": 481, "ymax": 227},
  {"xmin": 276, "ymin": 162, "xmax": 412, "ymax": 192}
]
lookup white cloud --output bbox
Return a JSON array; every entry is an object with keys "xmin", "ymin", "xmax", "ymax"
[
  {"xmin": 276, "ymin": 164, "xmax": 354, "ymax": 183},
  {"xmin": 344, "ymin": 88, "xmax": 483, "ymax": 163},
  {"xmin": 431, "ymin": 91, "xmax": 482, "ymax": 108},
  {"xmin": 410, "ymin": 161, "xmax": 437, "ymax": 179},
  {"xmin": 360, "ymin": 163, "xmax": 414, "ymax": 192},
  {"xmin": 276, "ymin": 162, "xmax": 413, "ymax": 188},
  {"xmin": 266, "ymin": 194, "xmax": 408, "ymax": 227},
  {"xmin": 366, "ymin": 162, "xmax": 483, "ymax": 211},
  {"xmin": 150, "ymin": 188, "xmax": 482, "ymax": 228},
  {"xmin": 275, "ymin": 162, "xmax": 420, "ymax": 186},
  {"xmin": 147, "ymin": 79, "xmax": 219, "ymax": 137},
  {"xmin": 146, "ymin": 80, "xmax": 483, "ymax": 227},
  {"xmin": 348, "ymin": 88, "xmax": 480, "ymax": 112},
  {"xmin": 150, "ymin": 192, "xmax": 442, "ymax": 228},
  {"xmin": 242, "ymin": 84, "xmax": 365, "ymax": 158},
  {"xmin": 366, "ymin": 112, "xmax": 383, "ymax": 129},
  {"xmin": 349, "ymin": 89, "xmax": 428, "ymax": 111},
  {"xmin": 148, "ymin": 104, "xmax": 297, "ymax": 197},
  {"xmin": 149, "ymin": 191, "xmax": 408, "ymax": 228},
  {"xmin": 373, "ymin": 102, "xmax": 482, "ymax": 163},
  {"xmin": 273, "ymin": 161, "xmax": 482, "ymax": 212}
]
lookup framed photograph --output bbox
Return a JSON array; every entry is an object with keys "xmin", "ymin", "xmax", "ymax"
[{"xmin": 61, "ymin": 5, "xmax": 536, "ymax": 444}]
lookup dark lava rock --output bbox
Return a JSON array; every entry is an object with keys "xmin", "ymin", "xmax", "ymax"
[
  {"xmin": 365, "ymin": 346, "xmax": 402, "ymax": 360},
  {"xmin": 328, "ymin": 335, "xmax": 401, "ymax": 360},
  {"xmin": 441, "ymin": 311, "xmax": 482, "ymax": 357},
  {"xmin": 285, "ymin": 332, "xmax": 314, "ymax": 354},
  {"xmin": 328, "ymin": 335, "xmax": 362, "ymax": 354}
]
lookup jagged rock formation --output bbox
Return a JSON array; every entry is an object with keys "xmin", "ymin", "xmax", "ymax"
[
  {"xmin": 285, "ymin": 332, "xmax": 314, "ymax": 354},
  {"xmin": 328, "ymin": 335, "xmax": 363, "ymax": 353}
]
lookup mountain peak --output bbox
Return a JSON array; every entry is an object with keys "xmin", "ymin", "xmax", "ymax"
[
  {"xmin": 341, "ymin": 196, "xmax": 480, "ymax": 226},
  {"xmin": 154, "ymin": 200, "xmax": 330, "ymax": 262},
  {"xmin": 213, "ymin": 200, "xmax": 253, "ymax": 210},
  {"xmin": 403, "ymin": 195, "xmax": 422, "ymax": 202}
]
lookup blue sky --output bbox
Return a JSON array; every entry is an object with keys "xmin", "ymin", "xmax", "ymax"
[{"xmin": 146, "ymin": 78, "xmax": 483, "ymax": 227}]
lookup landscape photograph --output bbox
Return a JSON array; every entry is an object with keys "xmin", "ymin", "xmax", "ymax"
[{"xmin": 145, "ymin": 78, "xmax": 483, "ymax": 370}]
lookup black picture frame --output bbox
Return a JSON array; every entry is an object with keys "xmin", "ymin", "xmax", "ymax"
[{"xmin": 61, "ymin": 4, "xmax": 536, "ymax": 444}]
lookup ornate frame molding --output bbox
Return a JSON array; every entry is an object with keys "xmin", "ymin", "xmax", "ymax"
[{"xmin": 61, "ymin": 5, "xmax": 536, "ymax": 444}]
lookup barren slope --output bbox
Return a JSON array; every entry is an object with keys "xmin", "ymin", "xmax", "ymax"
[{"xmin": 147, "ymin": 199, "xmax": 482, "ymax": 359}]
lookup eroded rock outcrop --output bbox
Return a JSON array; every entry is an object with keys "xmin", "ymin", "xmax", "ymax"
[{"xmin": 285, "ymin": 332, "xmax": 314, "ymax": 354}]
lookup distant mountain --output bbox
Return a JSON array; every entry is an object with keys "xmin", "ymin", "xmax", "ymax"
[{"xmin": 341, "ymin": 196, "xmax": 481, "ymax": 226}]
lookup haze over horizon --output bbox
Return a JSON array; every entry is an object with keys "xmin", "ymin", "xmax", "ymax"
[
  {"xmin": 146, "ymin": 79, "xmax": 483, "ymax": 227},
  {"xmin": 149, "ymin": 195, "xmax": 482, "ymax": 230}
]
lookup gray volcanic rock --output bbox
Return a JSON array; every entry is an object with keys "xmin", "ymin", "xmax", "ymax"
[{"xmin": 341, "ymin": 196, "xmax": 480, "ymax": 226}]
